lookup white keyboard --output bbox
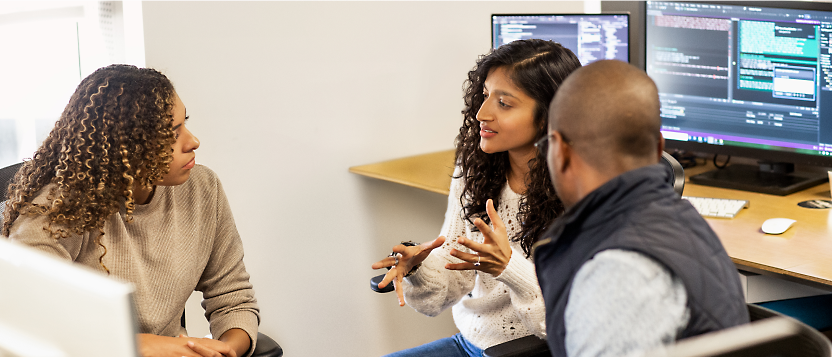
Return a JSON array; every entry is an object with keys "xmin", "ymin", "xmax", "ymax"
[{"xmin": 682, "ymin": 196, "xmax": 749, "ymax": 219}]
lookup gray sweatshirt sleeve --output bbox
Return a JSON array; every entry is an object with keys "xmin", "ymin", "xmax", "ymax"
[{"xmin": 565, "ymin": 249, "xmax": 690, "ymax": 357}]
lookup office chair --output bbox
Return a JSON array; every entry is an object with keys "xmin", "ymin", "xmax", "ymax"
[
  {"xmin": 644, "ymin": 316, "xmax": 810, "ymax": 357},
  {"xmin": 482, "ymin": 335, "xmax": 548, "ymax": 357},
  {"xmin": 746, "ymin": 303, "xmax": 832, "ymax": 355},
  {"xmin": 489, "ymin": 303, "xmax": 832, "ymax": 357},
  {"xmin": 0, "ymin": 162, "xmax": 24, "ymax": 226},
  {"xmin": 251, "ymin": 333, "xmax": 283, "ymax": 357},
  {"xmin": 370, "ymin": 152, "xmax": 688, "ymax": 356},
  {"xmin": 662, "ymin": 151, "xmax": 685, "ymax": 198},
  {"xmin": 0, "ymin": 162, "xmax": 283, "ymax": 357},
  {"xmin": 644, "ymin": 303, "xmax": 832, "ymax": 357}
]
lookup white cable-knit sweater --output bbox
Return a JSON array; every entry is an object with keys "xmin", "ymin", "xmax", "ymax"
[{"xmin": 402, "ymin": 170, "xmax": 546, "ymax": 349}]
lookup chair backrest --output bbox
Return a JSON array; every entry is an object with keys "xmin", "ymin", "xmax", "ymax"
[
  {"xmin": 645, "ymin": 316, "xmax": 805, "ymax": 357},
  {"xmin": 747, "ymin": 302, "xmax": 785, "ymax": 321},
  {"xmin": 645, "ymin": 303, "xmax": 832, "ymax": 357},
  {"xmin": 661, "ymin": 151, "xmax": 685, "ymax": 197},
  {"xmin": 0, "ymin": 162, "xmax": 23, "ymax": 199},
  {"xmin": 747, "ymin": 303, "xmax": 832, "ymax": 356},
  {"xmin": 0, "ymin": 162, "xmax": 24, "ymax": 227}
]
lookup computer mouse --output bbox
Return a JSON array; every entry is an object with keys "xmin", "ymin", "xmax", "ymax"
[{"xmin": 761, "ymin": 218, "xmax": 796, "ymax": 235}]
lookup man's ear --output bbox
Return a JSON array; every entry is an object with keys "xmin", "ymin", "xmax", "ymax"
[{"xmin": 553, "ymin": 131, "xmax": 571, "ymax": 174}]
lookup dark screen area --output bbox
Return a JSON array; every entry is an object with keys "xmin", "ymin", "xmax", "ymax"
[
  {"xmin": 646, "ymin": 1, "xmax": 832, "ymax": 167},
  {"xmin": 492, "ymin": 14, "xmax": 629, "ymax": 65}
]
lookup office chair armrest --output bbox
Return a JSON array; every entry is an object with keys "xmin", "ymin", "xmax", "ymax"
[
  {"xmin": 483, "ymin": 335, "xmax": 549, "ymax": 357},
  {"xmin": 252, "ymin": 332, "xmax": 283, "ymax": 357}
]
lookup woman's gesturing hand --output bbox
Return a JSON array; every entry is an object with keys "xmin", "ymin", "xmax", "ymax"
[
  {"xmin": 446, "ymin": 199, "xmax": 512, "ymax": 276},
  {"xmin": 371, "ymin": 237, "xmax": 445, "ymax": 306}
]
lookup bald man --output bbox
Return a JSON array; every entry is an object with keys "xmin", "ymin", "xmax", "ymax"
[{"xmin": 532, "ymin": 60, "xmax": 748, "ymax": 357}]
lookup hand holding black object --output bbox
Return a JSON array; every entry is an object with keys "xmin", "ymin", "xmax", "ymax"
[{"xmin": 371, "ymin": 237, "xmax": 445, "ymax": 306}]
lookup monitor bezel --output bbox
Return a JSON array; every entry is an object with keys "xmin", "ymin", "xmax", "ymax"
[
  {"xmin": 491, "ymin": 12, "xmax": 632, "ymax": 64},
  {"xmin": 0, "ymin": 238, "xmax": 140, "ymax": 356},
  {"xmin": 645, "ymin": 0, "xmax": 832, "ymax": 167}
]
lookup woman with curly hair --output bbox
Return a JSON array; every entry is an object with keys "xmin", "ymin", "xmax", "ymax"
[
  {"xmin": 2, "ymin": 64, "xmax": 258, "ymax": 357},
  {"xmin": 371, "ymin": 39, "xmax": 582, "ymax": 356}
]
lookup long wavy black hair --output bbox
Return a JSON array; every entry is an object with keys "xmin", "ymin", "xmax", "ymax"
[{"xmin": 456, "ymin": 39, "xmax": 582, "ymax": 257}]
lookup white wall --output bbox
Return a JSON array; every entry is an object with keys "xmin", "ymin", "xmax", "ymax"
[{"xmin": 142, "ymin": 2, "xmax": 584, "ymax": 356}]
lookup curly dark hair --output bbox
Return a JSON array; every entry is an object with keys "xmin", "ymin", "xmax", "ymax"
[
  {"xmin": 456, "ymin": 39, "xmax": 582, "ymax": 257},
  {"xmin": 1, "ymin": 64, "xmax": 178, "ymax": 271}
]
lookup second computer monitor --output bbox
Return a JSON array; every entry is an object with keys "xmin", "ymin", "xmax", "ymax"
[
  {"xmin": 645, "ymin": 1, "xmax": 832, "ymax": 194},
  {"xmin": 491, "ymin": 13, "xmax": 630, "ymax": 65}
]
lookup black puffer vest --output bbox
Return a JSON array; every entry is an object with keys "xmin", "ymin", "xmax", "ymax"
[{"xmin": 534, "ymin": 164, "xmax": 748, "ymax": 356}]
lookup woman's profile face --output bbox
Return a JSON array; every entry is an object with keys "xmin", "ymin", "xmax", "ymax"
[
  {"xmin": 156, "ymin": 92, "xmax": 200, "ymax": 187},
  {"xmin": 476, "ymin": 66, "xmax": 539, "ymax": 155}
]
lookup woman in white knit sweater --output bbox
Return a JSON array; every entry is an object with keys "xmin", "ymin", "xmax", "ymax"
[
  {"xmin": 372, "ymin": 39, "xmax": 582, "ymax": 356},
  {"xmin": 2, "ymin": 65, "xmax": 257, "ymax": 357}
]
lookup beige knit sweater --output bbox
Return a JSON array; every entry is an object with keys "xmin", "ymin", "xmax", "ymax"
[{"xmin": 8, "ymin": 164, "xmax": 259, "ymax": 352}]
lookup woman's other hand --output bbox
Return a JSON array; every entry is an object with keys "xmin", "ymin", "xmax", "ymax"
[
  {"xmin": 371, "ymin": 236, "xmax": 445, "ymax": 306},
  {"xmin": 137, "ymin": 333, "xmax": 238, "ymax": 357},
  {"xmin": 446, "ymin": 199, "xmax": 512, "ymax": 276},
  {"xmin": 138, "ymin": 334, "xmax": 225, "ymax": 357},
  {"xmin": 179, "ymin": 334, "xmax": 238, "ymax": 357}
]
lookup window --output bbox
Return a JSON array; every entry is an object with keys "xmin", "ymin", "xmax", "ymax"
[{"xmin": 0, "ymin": 1, "xmax": 144, "ymax": 168}]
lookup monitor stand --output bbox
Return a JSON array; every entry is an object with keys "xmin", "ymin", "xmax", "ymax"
[{"xmin": 689, "ymin": 162, "xmax": 828, "ymax": 196}]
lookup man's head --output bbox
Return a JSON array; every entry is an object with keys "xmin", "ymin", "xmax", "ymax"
[{"xmin": 546, "ymin": 60, "xmax": 664, "ymax": 207}]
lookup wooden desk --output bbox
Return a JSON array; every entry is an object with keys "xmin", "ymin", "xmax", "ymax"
[
  {"xmin": 349, "ymin": 150, "xmax": 455, "ymax": 195},
  {"xmin": 350, "ymin": 151, "xmax": 832, "ymax": 290},
  {"xmin": 683, "ymin": 164, "xmax": 832, "ymax": 290}
]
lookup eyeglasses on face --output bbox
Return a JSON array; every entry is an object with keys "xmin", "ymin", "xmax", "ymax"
[
  {"xmin": 534, "ymin": 131, "xmax": 572, "ymax": 156},
  {"xmin": 534, "ymin": 135, "xmax": 550, "ymax": 156}
]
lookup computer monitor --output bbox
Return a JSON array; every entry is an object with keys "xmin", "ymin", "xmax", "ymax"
[
  {"xmin": 0, "ymin": 239, "xmax": 139, "ymax": 357},
  {"xmin": 645, "ymin": 1, "xmax": 832, "ymax": 195},
  {"xmin": 492, "ymin": 13, "xmax": 630, "ymax": 65}
]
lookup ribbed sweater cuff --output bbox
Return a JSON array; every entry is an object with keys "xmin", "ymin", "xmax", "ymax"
[
  {"xmin": 494, "ymin": 253, "xmax": 539, "ymax": 295},
  {"xmin": 210, "ymin": 312, "xmax": 259, "ymax": 357},
  {"xmin": 404, "ymin": 265, "xmax": 430, "ymax": 286},
  {"xmin": 403, "ymin": 252, "xmax": 444, "ymax": 288}
]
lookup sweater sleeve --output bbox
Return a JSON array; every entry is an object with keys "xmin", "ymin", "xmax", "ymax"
[
  {"xmin": 194, "ymin": 173, "xmax": 260, "ymax": 356},
  {"xmin": 6, "ymin": 190, "xmax": 87, "ymax": 261},
  {"xmin": 401, "ymin": 169, "xmax": 477, "ymax": 317},
  {"xmin": 494, "ymin": 246, "xmax": 547, "ymax": 337},
  {"xmin": 565, "ymin": 249, "xmax": 690, "ymax": 357}
]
